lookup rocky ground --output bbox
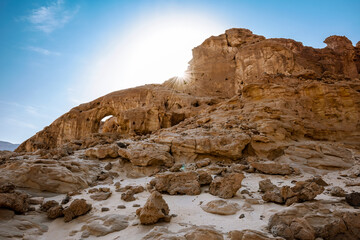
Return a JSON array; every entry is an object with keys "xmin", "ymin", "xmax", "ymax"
[{"xmin": 1, "ymin": 28, "xmax": 360, "ymax": 239}]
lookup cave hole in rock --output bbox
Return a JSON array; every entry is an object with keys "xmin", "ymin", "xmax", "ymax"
[{"xmin": 99, "ymin": 115, "xmax": 114, "ymax": 133}]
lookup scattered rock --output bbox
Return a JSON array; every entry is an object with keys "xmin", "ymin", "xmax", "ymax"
[
  {"xmin": 197, "ymin": 170, "xmax": 213, "ymax": 185},
  {"xmin": 133, "ymin": 204, "xmax": 140, "ymax": 207},
  {"xmin": 47, "ymin": 205, "xmax": 64, "ymax": 219},
  {"xmin": 41, "ymin": 200, "xmax": 59, "ymax": 212},
  {"xmin": 201, "ymin": 200, "xmax": 239, "ymax": 215},
  {"xmin": 196, "ymin": 158, "xmax": 211, "ymax": 168},
  {"xmin": 330, "ymin": 186, "xmax": 347, "ymax": 197},
  {"xmin": 101, "ymin": 207, "xmax": 110, "ymax": 212},
  {"xmin": 90, "ymin": 192, "xmax": 112, "ymax": 201},
  {"xmin": 0, "ymin": 191, "xmax": 29, "ymax": 213},
  {"xmin": 117, "ymin": 205, "xmax": 126, "ymax": 209},
  {"xmin": 251, "ymin": 162, "xmax": 295, "ymax": 175},
  {"xmin": 136, "ymin": 191, "xmax": 170, "ymax": 225},
  {"xmin": 63, "ymin": 199, "xmax": 92, "ymax": 222},
  {"xmin": 260, "ymin": 179, "xmax": 324, "ymax": 205},
  {"xmin": 345, "ymin": 192, "xmax": 360, "ymax": 207},
  {"xmin": 209, "ymin": 173, "xmax": 244, "ymax": 198}
]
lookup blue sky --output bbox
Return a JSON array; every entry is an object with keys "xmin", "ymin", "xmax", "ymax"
[{"xmin": 0, "ymin": 0, "xmax": 359, "ymax": 144}]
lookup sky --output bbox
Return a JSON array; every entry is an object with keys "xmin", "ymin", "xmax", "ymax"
[{"xmin": 0, "ymin": 0, "xmax": 359, "ymax": 144}]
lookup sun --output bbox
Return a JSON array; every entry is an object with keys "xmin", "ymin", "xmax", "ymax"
[{"xmin": 76, "ymin": 11, "xmax": 225, "ymax": 102}]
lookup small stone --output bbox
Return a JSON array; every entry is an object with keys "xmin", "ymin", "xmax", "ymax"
[
  {"xmin": 101, "ymin": 207, "xmax": 110, "ymax": 212},
  {"xmin": 239, "ymin": 214, "xmax": 245, "ymax": 219},
  {"xmin": 133, "ymin": 204, "xmax": 140, "ymax": 207},
  {"xmin": 117, "ymin": 205, "xmax": 126, "ymax": 209},
  {"xmin": 61, "ymin": 195, "xmax": 71, "ymax": 205}
]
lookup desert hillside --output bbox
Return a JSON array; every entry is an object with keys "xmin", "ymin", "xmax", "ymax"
[{"xmin": 1, "ymin": 28, "xmax": 359, "ymax": 240}]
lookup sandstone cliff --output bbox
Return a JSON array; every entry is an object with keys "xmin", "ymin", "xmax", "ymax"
[{"xmin": 17, "ymin": 28, "xmax": 360, "ymax": 157}]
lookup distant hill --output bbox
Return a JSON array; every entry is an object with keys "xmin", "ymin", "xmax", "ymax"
[{"xmin": 0, "ymin": 141, "xmax": 19, "ymax": 151}]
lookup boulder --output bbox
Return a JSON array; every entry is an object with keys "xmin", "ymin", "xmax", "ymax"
[
  {"xmin": 229, "ymin": 229, "xmax": 283, "ymax": 240},
  {"xmin": 345, "ymin": 192, "xmax": 360, "ymax": 207},
  {"xmin": 268, "ymin": 202, "xmax": 360, "ymax": 240},
  {"xmin": 85, "ymin": 144, "xmax": 119, "ymax": 159},
  {"xmin": 63, "ymin": 199, "xmax": 92, "ymax": 222},
  {"xmin": 251, "ymin": 162, "xmax": 295, "ymax": 175},
  {"xmin": 118, "ymin": 141, "xmax": 174, "ymax": 167},
  {"xmin": 150, "ymin": 172, "xmax": 201, "ymax": 195},
  {"xmin": 136, "ymin": 191, "xmax": 170, "ymax": 225},
  {"xmin": 90, "ymin": 192, "xmax": 112, "ymax": 201},
  {"xmin": 209, "ymin": 173, "xmax": 244, "ymax": 198},
  {"xmin": 47, "ymin": 205, "xmax": 64, "ymax": 219},
  {"xmin": 260, "ymin": 179, "xmax": 324, "ymax": 205},
  {"xmin": 81, "ymin": 214, "xmax": 128, "ymax": 237},
  {"xmin": 185, "ymin": 227, "xmax": 224, "ymax": 240},
  {"xmin": 0, "ymin": 192, "xmax": 29, "ymax": 213},
  {"xmin": 330, "ymin": 186, "xmax": 347, "ymax": 197},
  {"xmin": 201, "ymin": 200, "xmax": 239, "ymax": 215}
]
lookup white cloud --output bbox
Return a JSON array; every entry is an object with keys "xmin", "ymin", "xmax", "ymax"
[
  {"xmin": 27, "ymin": 46, "xmax": 61, "ymax": 56},
  {"xmin": 25, "ymin": 0, "xmax": 78, "ymax": 33}
]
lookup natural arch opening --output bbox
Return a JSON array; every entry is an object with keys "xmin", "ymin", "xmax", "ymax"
[{"xmin": 98, "ymin": 115, "xmax": 114, "ymax": 133}]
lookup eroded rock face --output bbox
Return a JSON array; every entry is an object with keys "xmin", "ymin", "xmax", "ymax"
[
  {"xmin": 63, "ymin": 199, "xmax": 92, "ymax": 222},
  {"xmin": 136, "ymin": 191, "xmax": 170, "ymax": 225},
  {"xmin": 209, "ymin": 173, "xmax": 244, "ymax": 199},
  {"xmin": 17, "ymin": 85, "xmax": 214, "ymax": 152},
  {"xmin": 268, "ymin": 202, "xmax": 360, "ymax": 240},
  {"xmin": 150, "ymin": 172, "xmax": 201, "ymax": 195}
]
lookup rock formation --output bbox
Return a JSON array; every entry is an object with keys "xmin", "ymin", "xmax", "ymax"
[{"xmin": 0, "ymin": 28, "xmax": 359, "ymax": 239}]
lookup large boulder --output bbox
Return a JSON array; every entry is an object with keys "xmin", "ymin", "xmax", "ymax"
[
  {"xmin": 268, "ymin": 202, "xmax": 360, "ymax": 240},
  {"xmin": 81, "ymin": 214, "xmax": 128, "ymax": 237},
  {"xmin": 150, "ymin": 172, "xmax": 201, "ymax": 195},
  {"xmin": 209, "ymin": 173, "xmax": 244, "ymax": 199},
  {"xmin": 85, "ymin": 144, "xmax": 119, "ymax": 159},
  {"xmin": 136, "ymin": 191, "xmax": 170, "ymax": 225},
  {"xmin": 63, "ymin": 199, "xmax": 92, "ymax": 222}
]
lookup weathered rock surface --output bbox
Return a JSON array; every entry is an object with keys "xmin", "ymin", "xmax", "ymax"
[
  {"xmin": 63, "ymin": 199, "xmax": 92, "ymax": 222},
  {"xmin": 209, "ymin": 173, "xmax": 244, "ymax": 198},
  {"xmin": 185, "ymin": 227, "xmax": 224, "ymax": 240},
  {"xmin": 136, "ymin": 191, "xmax": 170, "ymax": 225},
  {"xmin": 201, "ymin": 200, "xmax": 239, "ymax": 215},
  {"xmin": 0, "ymin": 156, "xmax": 101, "ymax": 193},
  {"xmin": 150, "ymin": 172, "xmax": 201, "ymax": 195},
  {"xmin": 81, "ymin": 214, "xmax": 128, "ymax": 237},
  {"xmin": 268, "ymin": 202, "xmax": 360, "ymax": 240},
  {"xmin": 330, "ymin": 186, "xmax": 347, "ymax": 197}
]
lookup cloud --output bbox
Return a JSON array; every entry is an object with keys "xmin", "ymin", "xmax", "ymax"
[
  {"xmin": 24, "ymin": 0, "xmax": 79, "ymax": 33},
  {"xmin": 27, "ymin": 46, "xmax": 61, "ymax": 56}
]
